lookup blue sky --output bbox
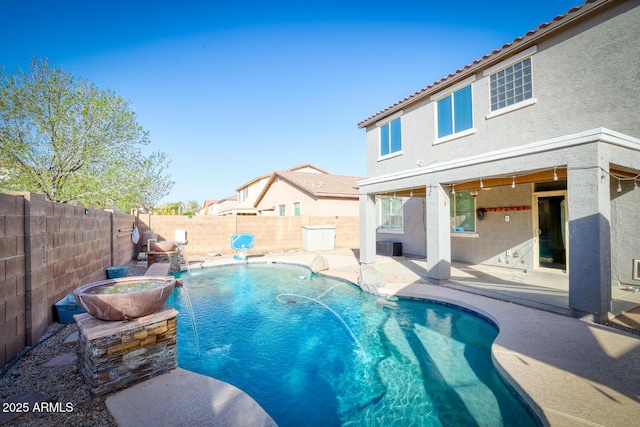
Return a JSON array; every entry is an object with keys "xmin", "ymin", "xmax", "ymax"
[{"xmin": 1, "ymin": 0, "xmax": 582, "ymax": 206}]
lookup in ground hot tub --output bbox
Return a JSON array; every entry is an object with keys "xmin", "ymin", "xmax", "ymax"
[{"xmin": 73, "ymin": 276, "xmax": 176, "ymax": 321}]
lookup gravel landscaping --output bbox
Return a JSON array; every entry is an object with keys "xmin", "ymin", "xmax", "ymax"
[
  {"xmin": 0, "ymin": 322, "xmax": 115, "ymax": 427},
  {"xmin": 0, "ymin": 259, "xmax": 149, "ymax": 427}
]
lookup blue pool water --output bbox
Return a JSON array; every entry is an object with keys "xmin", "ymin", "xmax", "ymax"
[{"xmin": 168, "ymin": 263, "xmax": 538, "ymax": 427}]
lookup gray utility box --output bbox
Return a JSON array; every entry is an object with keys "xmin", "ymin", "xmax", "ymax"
[
  {"xmin": 377, "ymin": 241, "xmax": 402, "ymax": 256},
  {"xmin": 302, "ymin": 225, "xmax": 335, "ymax": 251}
]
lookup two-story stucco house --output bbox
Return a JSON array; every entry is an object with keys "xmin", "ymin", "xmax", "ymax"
[
  {"xmin": 235, "ymin": 164, "xmax": 329, "ymax": 215},
  {"xmin": 357, "ymin": 0, "xmax": 640, "ymax": 321}
]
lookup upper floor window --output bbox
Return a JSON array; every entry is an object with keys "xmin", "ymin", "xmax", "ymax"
[
  {"xmin": 379, "ymin": 117, "xmax": 402, "ymax": 157},
  {"xmin": 490, "ymin": 57, "xmax": 532, "ymax": 111},
  {"xmin": 238, "ymin": 187, "xmax": 248, "ymax": 202},
  {"xmin": 436, "ymin": 85, "xmax": 473, "ymax": 139},
  {"xmin": 278, "ymin": 204, "xmax": 285, "ymax": 216},
  {"xmin": 293, "ymin": 202, "xmax": 301, "ymax": 216},
  {"xmin": 379, "ymin": 196, "xmax": 403, "ymax": 231}
]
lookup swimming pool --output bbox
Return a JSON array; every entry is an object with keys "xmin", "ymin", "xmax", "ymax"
[{"xmin": 168, "ymin": 263, "xmax": 538, "ymax": 426}]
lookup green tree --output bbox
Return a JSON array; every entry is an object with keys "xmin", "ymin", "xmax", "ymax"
[
  {"xmin": 153, "ymin": 202, "xmax": 181, "ymax": 215},
  {"xmin": 0, "ymin": 57, "xmax": 173, "ymax": 210},
  {"xmin": 184, "ymin": 199, "xmax": 200, "ymax": 215}
]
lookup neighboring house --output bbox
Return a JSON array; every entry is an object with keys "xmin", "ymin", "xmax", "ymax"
[
  {"xmin": 216, "ymin": 195, "xmax": 239, "ymax": 216},
  {"xmin": 197, "ymin": 199, "xmax": 217, "ymax": 216},
  {"xmin": 235, "ymin": 164, "xmax": 330, "ymax": 215},
  {"xmin": 255, "ymin": 169, "xmax": 363, "ymax": 216},
  {"xmin": 357, "ymin": 0, "xmax": 640, "ymax": 321},
  {"xmin": 235, "ymin": 173, "xmax": 271, "ymax": 215}
]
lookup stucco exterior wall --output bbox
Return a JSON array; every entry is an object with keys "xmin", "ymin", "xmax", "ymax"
[
  {"xmin": 475, "ymin": 185, "xmax": 535, "ymax": 267},
  {"xmin": 607, "ymin": 142, "xmax": 640, "ymax": 287},
  {"xmin": 384, "ymin": 185, "xmax": 536, "ymax": 263},
  {"xmin": 377, "ymin": 197, "xmax": 426, "ymax": 257},
  {"xmin": 364, "ymin": 1, "xmax": 640, "ymax": 178},
  {"xmin": 610, "ymin": 181, "xmax": 640, "ymax": 287},
  {"xmin": 449, "ymin": 184, "xmax": 535, "ymax": 267}
]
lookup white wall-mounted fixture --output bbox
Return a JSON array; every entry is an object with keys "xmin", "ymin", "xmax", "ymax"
[
  {"xmin": 633, "ymin": 259, "xmax": 640, "ymax": 281},
  {"xmin": 174, "ymin": 229, "xmax": 188, "ymax": 244},
  {"xmin": 416, "ymin": 159, "xmax": 424, "ymax": 167}
]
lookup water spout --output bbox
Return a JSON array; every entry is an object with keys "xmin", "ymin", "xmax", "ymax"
[
  {"xmin": 276, "ymin": 292, "xmax": 363, "ymax": 351},
  {"xmin": 178, "ymin": 243, "xmax": 191, "ymax": 273},
  {"xmin": 180, "ymin": 286, "xmax": 201, "ymax": 357},
  {"xmin": 315, "ymin": 283, "xmax": 346, "ymax": 300}
]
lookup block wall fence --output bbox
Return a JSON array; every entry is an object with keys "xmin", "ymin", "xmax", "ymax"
[
  {"xmin": 1, "ymin": 191, "xmax": 360, "ymax": 365},
  {"xmin": 134, "ymin": 214, "xmax": 360, "ymax": 257},
  {"xmin": 0, "ymin": 192, "xmax": 136, "ymax": 366}
]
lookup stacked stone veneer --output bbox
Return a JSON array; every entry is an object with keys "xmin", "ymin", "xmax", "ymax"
[
  {"xmin": 75, "ymin": 305, "xmax": 178, "ymax": 396},
  {"xmin": 147, "ymin": 250, "xmax": 181, "ymax": 274}
]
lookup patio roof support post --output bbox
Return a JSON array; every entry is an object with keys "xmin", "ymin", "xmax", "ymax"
[
  {"xmin": 426, "ymin": 184, "xmax": 451, "ymax": 284},
  {"xmin": 359, "ymin": 193, "xmax": 377, "ymax": 264},
  {"xmin": 567, "ymin": 155, "xmax": 611, "ymax": 321}
]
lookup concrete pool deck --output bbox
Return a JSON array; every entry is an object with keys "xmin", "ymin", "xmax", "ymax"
[{"xmin": 106, "ymin": 250, "xmax": 640, "ymax": 426}]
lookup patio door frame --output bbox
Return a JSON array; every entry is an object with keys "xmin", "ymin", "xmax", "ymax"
[{"xmin": 532, "ymin": 189, "xmax": 569, "ymax": 273}]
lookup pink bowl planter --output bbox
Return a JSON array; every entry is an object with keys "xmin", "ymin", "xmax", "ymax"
[
  {"xmin": 150, "ymin": 240, "xmax": 177, "ymax": 252},
  {"xmin": 73, "ymin": 276, "xmax": 176, "ymax": 321}
]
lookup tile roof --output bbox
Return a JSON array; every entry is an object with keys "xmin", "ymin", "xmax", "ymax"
[
  {"xmin": 253, "ymin": 169, "xmax": 365, "ymax": 207},
  {"xmin": 235, "ymin": 163, "xmax": 329, "ymax": 191},
  {"xmin": 357, "ymin": 0, "xmax": 607, "ymax": 128},
  {"xmin": 275, "ymin": 170, "xmax": 363, "ymax": 198}
]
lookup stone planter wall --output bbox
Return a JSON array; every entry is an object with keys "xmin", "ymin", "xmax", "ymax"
[{"xmin": 75, "ymin": 305, "xmax": 178, "ymax": 396}]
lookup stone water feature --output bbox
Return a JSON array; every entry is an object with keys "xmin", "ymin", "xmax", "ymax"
[
  {"xmin": 147, "ymin": 240, "xmax": 182, "ymax": 273},
  {"xmin": 74, "ymin": 277, "xmax": 175, "ymax": 321},
  {"xmin": 73, "ymin": 276, "xmax": 178, "ymax": 396}
]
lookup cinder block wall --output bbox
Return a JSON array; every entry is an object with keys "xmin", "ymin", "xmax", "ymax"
[
  {"xmin": 135, "ymin": 214, "xmax": 360, "ymax": 256},
  {"xmin": 0, "ymin": 193, "xmax": 27, "ymax": 366},
  {"xmin": 0, "ymin": 192, "xmax": 136, "ymax": 365},
  {"xmin": 113, "ymin": 211, "xmax": 137, "ymax": 267}
]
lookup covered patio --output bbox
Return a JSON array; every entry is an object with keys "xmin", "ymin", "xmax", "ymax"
[{"xmin": 358, "ymin": 128, "xmax": 640, "ymax": 322}]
